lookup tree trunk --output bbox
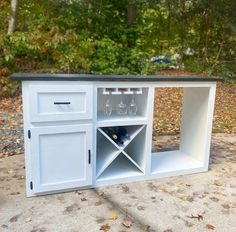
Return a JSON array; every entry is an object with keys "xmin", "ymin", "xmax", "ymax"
[
  {"xmin": 7, "ymin": 0, "xmax": 19, "ymax": 35},
  {"xmin": 127, "ymin": 4, "xmax": 137, "ymax": 26}
]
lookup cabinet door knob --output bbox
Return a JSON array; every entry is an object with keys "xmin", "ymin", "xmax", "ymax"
[{"xmin": 54, "ymin": 102, "xmax": 71, "ymax": 105}]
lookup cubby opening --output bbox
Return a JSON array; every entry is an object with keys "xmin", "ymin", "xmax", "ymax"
[
  {"xmin": 124, "ymin": 127, "xmax": 146, "ymax": 171},
  {"xmin": 97, "ymin": 153, "xmax": 143, "ymax": 181},
  {"xmin": 151, "ymin": 87, "xmax": 210, "ymax": 174},
  {"xmin": 152, "ymin": 88, "xmax": 183, "ymax": 152},
  {"xmin": 96, "ymin": 130, "xmax": 121, "ymax": 178},
  {"xmin": 97, "ymin": 87, "xmax": 148, "ymax": 124}
]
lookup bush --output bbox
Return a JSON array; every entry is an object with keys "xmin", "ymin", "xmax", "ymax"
[{"xmin": 0, "ymin": 67, "xmax": 19, "ymax": 97}]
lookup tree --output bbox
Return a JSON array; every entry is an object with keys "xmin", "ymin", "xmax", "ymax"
[{"xmin": 7, "ymin": 0, "xmax": 19, "ymax": 35}]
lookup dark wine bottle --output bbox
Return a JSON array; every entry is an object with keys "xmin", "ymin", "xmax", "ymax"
[
  {"xmin": 103, "ymin": 127, "xmax": 124, "ymax": 145},
  {"xmin": 115, "ymin": 127, "xmax": 130, "ymax": 140}
]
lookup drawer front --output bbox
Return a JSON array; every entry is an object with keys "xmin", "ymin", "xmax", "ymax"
[{"xmin": 29, "ymin": 85, "xmax": 93, "ymax": 122}]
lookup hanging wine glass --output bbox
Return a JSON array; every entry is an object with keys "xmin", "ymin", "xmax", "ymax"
[
  {"xmin": 128, "ymin": 93, "xmax": 138, "ymax": 116},
  {"xmin": 116, "ymin": 91, "xmax": 127, "ymax": 115},
  {"xmin": 103, "ymin": 99, "xmax": 112, "ymax": 116},
  {"xmin": 103, "ymin": 89, "xmax": 112, "ymax": 116}
]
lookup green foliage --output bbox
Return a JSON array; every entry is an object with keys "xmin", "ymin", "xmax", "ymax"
[{"xmin": 0, "ymin": 0, "xmax": 235, "ymax": 96}]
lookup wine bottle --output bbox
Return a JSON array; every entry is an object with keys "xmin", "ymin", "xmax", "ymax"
[
  {"xmin": 103, "ymin": 127, "xmax": 124, "ymax": 145},
  {"xmin": 115, "ymin": 127, "xmax": 130, "ymax": 140}
]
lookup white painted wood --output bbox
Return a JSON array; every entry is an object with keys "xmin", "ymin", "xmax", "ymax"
[
  {"xmin": 29, "ymin": 85, "xmax": 93, "ymax": 122},
  {"xmin": 203, "ymin": 84, "xmax": 216, "ymax": 168},
  {"xmin": 123, "ymin": 127, "xmax": 146, "ymax": 171},
  {"xmin": 30, "ymin": 124, "xmax": 92, "ymax": 193},
  {"xmin": 96, "ymin": 130, "xmax": 121, "ymax": 178},
  {"xmin": 96, "ymin": 154, "xmax": 144, "ymax": 182},
  {"xmin": 96, "ymin": 125, "xmax": 146, "ymax": 178},
  {"xmin": 180, "ymin": 86, "xmax": 215, "ymax": 167},
  {"xmin": 97, "ymin": 115, "xmax": 147, "ymax": 127},
  {"xmin": 145, "ymin": 87, "xmax": 155, "ymax": 175},
  {"xmin": 22, "ymin": 82, "xmax": 33, "ymax": 197},
  {"xmin": 122, "ymin": 150, "xmax": 144, "ymax": 172},
  {"xmin": 94, "ymin": 81, "xmax": 214, "ymax": 88},
  {"xmin": 20, "ymin": 80, "xmax": 217, "ymax": 196},
  {"xmin": 151, "ymin": 151, "xmax": 203, "ymax": 174},
  {"xmin": 92, "ymin": 86, "xmax": 98, "ymax": 187}
]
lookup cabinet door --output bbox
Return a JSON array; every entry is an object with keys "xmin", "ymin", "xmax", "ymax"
[{"xmin": 30, "ymin": 124, "xmax": 92, "ymax": 193}]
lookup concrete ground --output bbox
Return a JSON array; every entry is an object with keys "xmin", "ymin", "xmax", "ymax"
[{"xmin": 0, "ymin": 133, "xmax": 235, "ymax": 232}]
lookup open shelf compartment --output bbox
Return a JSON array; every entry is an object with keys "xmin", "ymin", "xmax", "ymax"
[
  {"xmin": 96, "ymin": 130, "xmax": 121, "ymax": 178},
  {"xmin": 99, "ymin": 125, "xmax": 145, "ymax": 149},
  {"xmin": 97, "ymin": 87, "xmax": 149, "ymax": 126},
  {"xmin": 97, "ymin": 152, "xmax": 144, "ymax": 182},
  {"xmin": 151, "ymin": 150, "xmax": 204, "ymax": 174},
  {"xmin": 123, "ymin": 126, "xmax": 146, "ymax": 172},
  {"xmin": 151, "ymin": 87, "xmax": 212, "ymax": 175}
]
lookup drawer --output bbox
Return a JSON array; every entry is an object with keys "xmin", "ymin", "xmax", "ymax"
[{"xmin": 29, "ymin": 85, "xmax": 93, "ymax": 122}]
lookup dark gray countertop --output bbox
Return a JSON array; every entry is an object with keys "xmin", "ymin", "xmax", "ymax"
[{"xmin": 10, "ymin": 73, "xmax": 223, "ymax": 82}]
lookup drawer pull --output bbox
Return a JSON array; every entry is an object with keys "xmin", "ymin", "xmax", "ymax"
[{"xmin": 54, "ymin": 102, "xmax": 71, "ymax": 105}]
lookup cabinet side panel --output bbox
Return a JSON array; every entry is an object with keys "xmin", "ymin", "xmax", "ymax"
[
  {"xmin": 180, "ymin": 85, "xmax": 216, "ymax": 167},
  {"xmin": 22, "ymin": 82, "xmax": 34, "ymax": 197}
]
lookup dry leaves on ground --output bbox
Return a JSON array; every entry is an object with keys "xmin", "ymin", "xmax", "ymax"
[
  {"xmin": 206, "ymin": 224, "xmax": 215, "ymax": 230},
  {"xmin": 100, "ymin": 224, "xmax": 110, "ymax": 232}
]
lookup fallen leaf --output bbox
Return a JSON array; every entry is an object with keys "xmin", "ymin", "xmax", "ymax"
[
  {"xmin": 221, "ymin": 204, "xmax": 230, "ymax": 209},
  {"xmin": 122, "ymin": 219, "xmax": 132, "ymax": 228},
  {"xmin": 161, "ymin": 188, "xmax": 168, "ymax": 193},
  {"xmin": 7, "ymin": 170, "xmax": 14, "ymax": 174},
  {"xmin": 122, "ymin": 185, "xmax": 130, "ymax": 193},
  {"xmin": 137, "ymin": 206, "xmax": 145, "ymax": 211},
  {"xmin": 214, "ymin": 180, "xmax": 223, "ymax": 186},
  {"xmin": 95, "ymin": 201, "xmax": 103, "ymax": 206},
  {"xmin": 143, "ymin": 225, "xmax": 151, "ymax": 231},
  {"xmin": 185, "ymin": 220, "xmax": 194, "ymax": 227},
  {"xmin": 100, "ymin": 224, "xmax": 110, "ymax": 232},
  {"xmin": 206, "ymin": 224, "xmax": 215, "ymax": 230},
  {"xmin": 10, "ymin": 192, "xmax": 20, "ymax": 195},
  {"xmin": 209, "ymin": 196, "xmax": 219, "ymax": 202},
  {"xmin": 25, "ymin": 217, "xmax": 32, "ymax": 223},
  {"xmin": 9, "ymin": 213, "xmax": 22, "ymax": 223},
  {"xmin": 110, "ymin": 214, "xmax": 118, "ymax": 220},
  {"xmin": 187, "ymin": 214, "xmax": 203, "ymax": 221}
]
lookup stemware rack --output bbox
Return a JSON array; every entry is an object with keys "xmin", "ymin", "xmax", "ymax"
[{"xmin": 102, "ymin": 88, "xmax": 143, "ymax": 95}]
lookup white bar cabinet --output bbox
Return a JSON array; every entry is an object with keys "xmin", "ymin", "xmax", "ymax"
[{"xmin": 11, "ymin": 74, "xmax": 221, "ymax": 197}]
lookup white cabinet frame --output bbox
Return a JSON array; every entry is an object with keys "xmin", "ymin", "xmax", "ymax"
[{"xmin": 21, "ymin": 81, "xmax": 216, "ymax": 196}]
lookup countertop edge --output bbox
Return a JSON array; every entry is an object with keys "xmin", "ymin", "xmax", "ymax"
[{"xmin": 10, "ymin": 73, "xmax": 224, "ymax": 82}]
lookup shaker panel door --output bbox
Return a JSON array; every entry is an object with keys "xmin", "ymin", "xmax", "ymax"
[{"xmin": 30, "ymin": 124, "xmax": 92, "ymax": 193}]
